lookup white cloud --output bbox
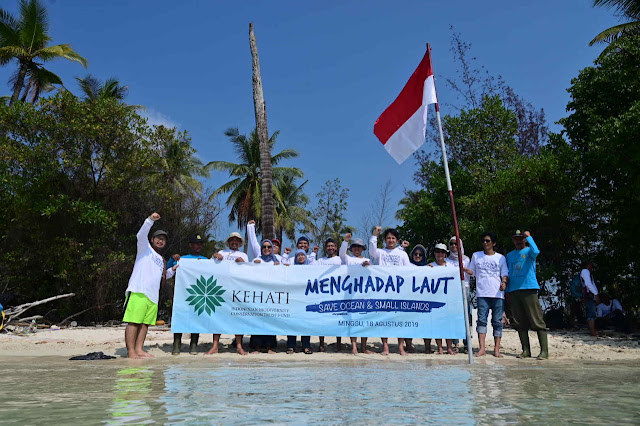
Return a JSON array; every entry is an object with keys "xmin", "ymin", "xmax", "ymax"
[{"xmin": 142, "ymin": 108, "xmax": 179, "ymax": 129}]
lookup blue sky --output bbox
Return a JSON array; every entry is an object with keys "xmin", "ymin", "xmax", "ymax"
[{"xmin": 0, "ymin": 0, "xmax": 621, "ymax": 246}]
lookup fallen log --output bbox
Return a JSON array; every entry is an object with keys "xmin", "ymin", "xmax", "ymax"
[{"xmin": 4, "ymin": 293, "xmax": 75, "ymax": 327}]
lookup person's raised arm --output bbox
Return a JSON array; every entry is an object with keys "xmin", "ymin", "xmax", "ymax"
[
  {"xmin": 246, "ymin": 220, "xmax": 261, "ymax": 261},
  {"xmin": 137, "ymin": 213, "xmax": 159, "ymax": 251},
  {"xmin": 339, "ymin": 233, "xmax": 351, "ymax": 264},
  {"xmin": 525, "ymin": 231, "xmax": 540, "ymax": 259},
  {"xmin": 369, "ymin": 226, "xmax": 382, "ymax": 262}
]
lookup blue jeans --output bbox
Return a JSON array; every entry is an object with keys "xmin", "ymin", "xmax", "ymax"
[
  {"xmin": 477, "ymin": 297, "xmax": 504, "ymax": 337},
  {"xmin": 585, "ymin": 297, "xmax": 597, "ymax": 321}
]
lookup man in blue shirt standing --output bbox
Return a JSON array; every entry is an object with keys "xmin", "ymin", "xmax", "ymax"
[
  {"xmin": 168, "ymin": 234, "xmax": 208, "ymax": 355},
  {"xmin": 506, "ymin": 230, "xmax": 548, "ymax": 360}
]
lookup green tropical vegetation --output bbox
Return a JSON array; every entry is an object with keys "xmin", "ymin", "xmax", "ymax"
[
  {"xmin": 0, "ymin": 0, "xmax": 88, "ymax": 105},
  {"xmin": 206, "ymin": 128, "xmax": 304, "ymax": 234},
  {"xmin": 0, "ymin": 0, "xmax": 637, "ymax": 327}
]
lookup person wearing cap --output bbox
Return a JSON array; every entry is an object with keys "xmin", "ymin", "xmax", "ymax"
[
  {"xmin": 425, "ymin": 243, "xmax": 457, "ymax": 355},
  {"xmin": 282, "ymin": 236, "xmax": 317, "ymax": 265},
  {"xmin": 369, "ymin": 226, "xmax": 411, "ymax": 356},
  {"xmin": 469, "ymin": 232, "xmax": 509, "ymax": 358},
  {"xmin": 339, "ymin": 233, "xmax": 372, "ymax": 354},
  {"xmin": 505, "ymin": 229, "xmax": 548, "ymax": 359},
  {"xmin": 123, "ymin": 213, "xmax": 178, "ymax": 359},
  {"xmin": 311, "ymin": 238, "xmax": 343, "ymax": 352},
  {"xmin": 286, "ymin": 249, "xmax": 313, "ymax": 354},
  {"xmin": 167, "ymin": 233, "xmax": 208, "ymax": 355},
  {"xmin": 209, "ymin": 231, "xmax": 249, "ymax": 355},
  {"xmin": 247, "ymin": 220, "xmax": 283, "ymax": 263}
]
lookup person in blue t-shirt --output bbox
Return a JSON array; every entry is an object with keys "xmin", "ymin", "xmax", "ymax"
[
  {"xmin": 168, "ymin": 234, "xmax": 208, "ymax": 355},
  {"xmin": 505, "ymin": 229, "xmax": 548, "ymax": 360}
]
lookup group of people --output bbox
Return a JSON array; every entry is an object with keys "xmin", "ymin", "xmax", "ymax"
[
  {"xmin": 122, "ymin": 213, "xmax": 553, "ymax": 360},
  {"xmin": 580, "ymin": 262, "xmax": 629, "ymax": 335}
]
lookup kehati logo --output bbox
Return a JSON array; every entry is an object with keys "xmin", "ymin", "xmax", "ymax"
[{"xmin": 186, "ymin": 275, "xmax": 226, "ymax": 316}]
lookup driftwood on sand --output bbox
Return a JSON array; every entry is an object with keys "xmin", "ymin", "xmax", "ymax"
[{"xmin": 3, "ymin": 293, "xmax": 75, "ymax": 327}]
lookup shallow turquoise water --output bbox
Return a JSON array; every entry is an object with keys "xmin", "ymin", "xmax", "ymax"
[{"xmin": 0, "ymin": 358, "xmax": 638, "ymax": 424}]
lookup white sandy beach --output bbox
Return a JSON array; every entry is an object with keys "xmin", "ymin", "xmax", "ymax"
[{"xmin": 1, "ymin": 325, "xmax": 638, "ymax": 361}]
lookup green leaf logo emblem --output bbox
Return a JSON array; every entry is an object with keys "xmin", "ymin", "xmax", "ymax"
[{"xmin": 185, "ymin": 275, "xmax": 226, "ymax": 316}]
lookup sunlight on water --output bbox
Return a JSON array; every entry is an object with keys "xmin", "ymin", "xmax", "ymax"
[{"xmin": 0, "ymin": 358, "xmax": 638, "ymax": 424}]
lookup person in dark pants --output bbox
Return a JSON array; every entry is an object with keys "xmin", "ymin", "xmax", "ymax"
[
  {"xmin": 286, "ymin": 249, "xmax": 313, "ymax": 354},
  {"xmin": 505, "ymin": 230, "xmax": 548, "ymax": 360},
  {"xmin": 168, "ymin": 234, "xmax": 208, "ymax": 355}
]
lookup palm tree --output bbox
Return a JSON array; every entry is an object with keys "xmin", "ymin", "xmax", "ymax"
[
  {"xmin": 154, "ymin": 126, "xmax": 209, "ymax": 195},
  {"xmin": 76, "ymin": 75, "xmax": 129, "ymax": 101},
  {"xmin": 206, "ymin": 127, "xmax": 303, "ymax": 231},
  {"xmin": 0, "ymin": 0, "xmax": 88, "ymax": 105},
  {"xmin": 249, "ymin": 23, "xmax": 275, "ymax": 240},
  {"xmin": 590, "ymin": 0, "xmax": 640, "ymax": 49},
  {"xmin": 274, "ymin": 176, "xmax": 313, "ymax": 243}
]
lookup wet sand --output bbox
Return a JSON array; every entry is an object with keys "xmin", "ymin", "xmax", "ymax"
[{"xmin": 1, "ymin": 326, "xmax": 639, "ymax": 361}]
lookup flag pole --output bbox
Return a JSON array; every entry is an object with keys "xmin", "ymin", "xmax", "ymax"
[{"xmin": 427, "ymin": 43, "xmax": 473, "ymax": 365}]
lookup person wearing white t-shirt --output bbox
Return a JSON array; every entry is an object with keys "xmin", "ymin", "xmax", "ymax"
[
  {"xmin": 312, "ymin": 238, "xmax": 343, "ymax": 352},
  {"xmin": 339, "ymin": 233, "xmax": 372, "ymax": 355},
  {"xmin": 469, "ymin": 232, "xmax": 508, "ymax": 358},
  {"xmin": 123, "ymin": 213, "xmax": 178, "ymax": 359},
  {"xmin": 596, "ymin": 294, "xmax": 629, "ymax": 332},
  {"xmin": 426, "ymin": 243, "xmax": 458, "ymax": 355},
  {"xmin": 281, "ymin": 236, "xmax": 317, "ymax": 265},
  {"xmin": 369, "ymin": 226, "xmax": 411, "ymax": 356},
  {"xmin": 209, "ymin": 232, "xmax": 248, "ymax": 355}
]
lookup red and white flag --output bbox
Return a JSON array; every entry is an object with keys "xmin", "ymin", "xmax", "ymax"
[{"xmin": 373, "ymin": 50, "xmax": 438, "ymax": 164}]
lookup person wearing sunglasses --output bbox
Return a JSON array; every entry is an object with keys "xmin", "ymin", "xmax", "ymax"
[
  {"xmin": 469, "ymin": 232, "xmax": 508, "ymax": 358},
  {"xmin": 247, "ymin": 220, "xmax": 283, "ymax": 264}
]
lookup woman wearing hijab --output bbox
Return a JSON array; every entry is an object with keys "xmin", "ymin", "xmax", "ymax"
[
  {"xmin": 286, "ymin": 249, "xmax": 313, "ymax": 354},
  {"xmin": 405, "ymin": 244, "xmax": 428, "ymax": 354},
  {"xmin": 249, "ymin": 239, "xmax": 279, "ymax": 354}
]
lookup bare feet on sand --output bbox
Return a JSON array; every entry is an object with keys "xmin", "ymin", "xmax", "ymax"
[
  {"xmin": 237, "ymin": 347, "xmax": 248, "ymax": 355},
  {"xmin": 381, "ymin": 342, "xmax": 390, "ymax": 356},
  {"xmin": 138, "ymin": 351, "xmax": 154, "ymax": 358},
  {"xmin": 205, "ymin": 345, "xmax": 219, "ymax": 355},
  {"xmin": 475, "ymin": 349, "xmax": 487, "ymax": 357},
  {"xmin": 493, "ymin": 348, "xmax": 503, "ymax": 358},
  {"xmin": 447, "ymin": 348, "xmax": 456, "ymax": 355},
  {"xmin": 127, "ymin": 351, "xmax": 143, "ymax": 359},
  {"xmin": 318, "ymin": 344, "xmax": 326, "ymax": 352}
]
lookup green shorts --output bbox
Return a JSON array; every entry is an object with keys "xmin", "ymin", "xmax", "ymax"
[{"xmin": 122, "ymin": 292, "xmax": 158, "ymax": 325}]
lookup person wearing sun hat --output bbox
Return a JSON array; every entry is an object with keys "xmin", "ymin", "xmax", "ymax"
[
  {"xmin": 209, "ymin": 230, "xmax": 249, "ymax": 355},
  {"xmin": 425, "ymin": 243, "xmax": 457, "ymax": 355},
  {"xmin": 338, "ymin": 232, "xmax": 372, "ymax": 354},
  {"xmin": 506, "ymin": 229, "xmax": 548, "ymax": 360},
  {"xmin": 167, "ymin": 233, "xmax": 208, "ymax": 355}
]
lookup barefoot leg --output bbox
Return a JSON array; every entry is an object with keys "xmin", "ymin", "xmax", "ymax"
[
  {"xmin": 125, "ymin": 323, "xmax": 142, "ymax": 359},
  {"xmin": 318, "ymin": 336, "xmax": 325, "ymax": 352},
  {"xmin": 381, "ymin": 338, "xmax": 390, "ymax": 355},
  {"xmin": 475, "ymin": 333, "xmax": 487, "ymax": 357},
  {"xmin": 134, "ymin": 324, "xmax": 154, "ymax": 357},
  {"xmin": 361, "ymin": 338, "xmax": 374, "ymax": 354},
  {"xmin": 206, "ymin": 334, "xmax": 220, "ymax": 355},
  {"xmin": 436, "ymin": 339, "xmax": 444, "ymax": 355},
  {"xmin": 398, "ymin": 338, "xmax": 408, "ymax": 356},
  {"xmin": 236, "ymin": 334, "xmax": 247, "ymax": 355},
  {"xmin": 493, "ymin": 336, "xmax": 503, "ymax": 358},
  {"xmin": 350, "ymin": 337, "xmax": 358, "ymax": 355},
  {"xmin": 424, "ymin": 338, "xmax": 434, "ymax": 354}
]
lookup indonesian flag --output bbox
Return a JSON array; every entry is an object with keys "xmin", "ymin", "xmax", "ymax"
[{"xmin": 374, "ymin": 50, "xmax": 438, "ymax": 164}]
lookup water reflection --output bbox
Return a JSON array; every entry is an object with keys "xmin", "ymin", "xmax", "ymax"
[
  {"xmin": 0, "ymin": 358, "xmax": 639, "ymax": 424},
  {"xmin": 160, "ymin": 361, "xmax": 475, "ymax": 424},
  {"xmin": 107, "ymin": 367, "xmax": 154, "ymax": 425}
]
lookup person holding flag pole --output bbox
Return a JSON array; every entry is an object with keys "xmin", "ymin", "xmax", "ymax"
[{"xmin": 373, "ymin": 44, "xmax": 473, "ymax": 363}]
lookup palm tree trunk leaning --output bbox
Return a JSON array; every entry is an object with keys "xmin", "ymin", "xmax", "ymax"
[{"xmin": 249, "ymin": 22, "xmax": 275, "ymax": 240}]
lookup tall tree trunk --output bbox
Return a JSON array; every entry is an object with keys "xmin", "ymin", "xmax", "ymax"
[
  {"xmin": 249, "ymin": 23, "xmax": 275, "ymax": 240},
  {"xmin": 10, "ymin": 63, "xmax": 28, "ymax": 106}
]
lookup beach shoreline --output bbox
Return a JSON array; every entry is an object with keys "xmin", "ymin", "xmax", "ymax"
[{"xmin": 1, "ymin": 326, "xmax": 638, "ymax": 361}]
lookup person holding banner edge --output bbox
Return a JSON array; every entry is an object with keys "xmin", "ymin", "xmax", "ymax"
[
  {"xmin": 168, "ymin": 234, "xmax": 208, "ymax": 355},
  {"xmin": 286, "ymin": 249, "xmax": 313, "ymax": 354},
  {"xmin": 313, "ymin": 238, "xmax": 343, "ymax": 352},
  {"xmin": 339, "ymin": 233, "xmax": 373, "ymax": 355},
  {"xmin": 369, "ymin": 226, "xmax": 411, "ymax": 356},
  {"xmin": 209, "ymin": 232, "xmax": 248, "ymax": 355}
]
